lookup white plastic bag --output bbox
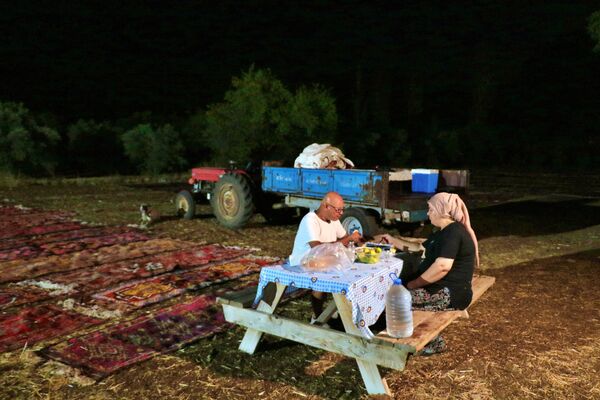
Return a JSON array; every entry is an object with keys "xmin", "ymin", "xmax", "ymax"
[
  {"xmin": 300, "ymin": 242, "xmax": 354, "ymax": 272},
  {"xmin": 294, "ymin": 143, "xmax": 354, "ymax": 169}
]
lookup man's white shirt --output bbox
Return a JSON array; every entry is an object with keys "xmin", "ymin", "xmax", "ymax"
[{"xmin": 289, "ymin": 211, "xmax": 347, "ymax": 266}]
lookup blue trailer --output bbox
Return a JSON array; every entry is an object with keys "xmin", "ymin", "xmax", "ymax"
[{"xmin": 176, "ymin": 165, "xmax": 469, "ymax": 237}]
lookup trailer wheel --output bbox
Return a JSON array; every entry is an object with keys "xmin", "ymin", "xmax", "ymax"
[
  {"xmin": 341, "ymin": 208, "xmax": 379, "ymax": 238},
  {"xmin": 175, "ymin": 190, "xmax": 196, "ymax": 220},
  {"xmin": 210, "ymin": 173, "xmax": 254, "ymax": 229}
]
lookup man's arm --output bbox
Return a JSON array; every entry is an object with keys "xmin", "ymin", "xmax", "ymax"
[{"xmin": 308, "ymin": 229, "xmax": 361, "ymax": 248}]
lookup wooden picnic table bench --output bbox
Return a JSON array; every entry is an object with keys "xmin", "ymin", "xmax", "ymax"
[{"xmin": 218, "ymin": 273, "xmax": 495, "ymax": 396}]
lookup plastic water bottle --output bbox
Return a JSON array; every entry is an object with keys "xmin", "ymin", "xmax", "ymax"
[
  {"xmin": 347, "ymin": 240, "xmax": 356, "ymax": 262},
  {"xmin": 386, "ymin": 273, "xmax": 413, "ymax": 338}
]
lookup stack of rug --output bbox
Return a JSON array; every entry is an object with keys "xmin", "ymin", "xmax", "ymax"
[{"xmin": 0, "ymin": 204, "xmax": 293, "ymax": 379}]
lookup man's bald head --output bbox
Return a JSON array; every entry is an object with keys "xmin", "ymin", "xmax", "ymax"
[
  {"xmin": 322, "ymin": 192, "xmax": 343, "ymax": 208},
  {"xmin": 316, "ymin": 191, "xmax": 345, "ymax": 221}
]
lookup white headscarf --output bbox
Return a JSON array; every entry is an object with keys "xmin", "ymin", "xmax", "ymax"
[{"xmin": 428, "ymin": 192, "xmax": 479, "ymax": 267}]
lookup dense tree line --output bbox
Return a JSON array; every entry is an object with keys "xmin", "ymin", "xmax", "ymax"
[
  {"xmin": 0, "ymin": 68, "xmax": 340, "ymax": 176},
  {"xmin": 1, "ymin": 4, "xmax": 599, "ymax": 176}
]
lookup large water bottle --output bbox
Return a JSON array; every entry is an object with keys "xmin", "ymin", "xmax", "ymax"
[{"xmin": 386, "ymin": 273, "xmax": 413, "ymax": 338}]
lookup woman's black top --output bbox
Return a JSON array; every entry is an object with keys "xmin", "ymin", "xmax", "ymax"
[{"xmin": 417, "ymin": 222, "xmax": 475, "ymax": 309}]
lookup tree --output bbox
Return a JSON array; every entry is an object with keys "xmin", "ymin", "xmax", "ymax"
[
  {"xmin": 278, "ymin": 84, "xmax": 338, "ymax": 152},
  {"xmin": 203, "ymin": 67, "xmax": 338, "ymax": 165},
  {"xmin": 0, "ymin": 101, "xmax": 60, "ymax": 175},
  {"xmin": 121, "ymin": 123, "xmax": 186, "ymax": 174}
]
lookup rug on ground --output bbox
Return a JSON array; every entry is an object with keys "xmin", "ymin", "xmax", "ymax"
[
  {"xmin": 0, "ymin": 304, "xmax": 103, "ymax": 352},
  {"xmin": 0, "ymin": 225, "xmax": 138, "ymax": 252},
  {"xmin": 0, "ymin": 238, "xmax": 195, "ymax": 284},
  {"xmin": 0, "ymin": 230, "xmax": 150, "ymax": 262},
  {"xmin": 0, "ymin": 244, "xmax": 255, "ymax": 309},
  {"xmin": 39, "ymin": 293, "xmax": 232, "ymax": 378}
]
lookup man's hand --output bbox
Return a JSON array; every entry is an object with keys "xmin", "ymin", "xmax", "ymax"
[{"xmin": 349, "ymin": 230, "xmax": 362, "ymax": 243}]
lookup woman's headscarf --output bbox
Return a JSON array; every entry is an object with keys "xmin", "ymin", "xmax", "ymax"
[{"xmin": 428, "ymin": 192, "xmax": 479, "ymax": 267}]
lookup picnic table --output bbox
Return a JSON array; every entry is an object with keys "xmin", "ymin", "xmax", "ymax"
[{"xmin": 218, "ymin": 257, "xmax": 495, "ymax": 396}]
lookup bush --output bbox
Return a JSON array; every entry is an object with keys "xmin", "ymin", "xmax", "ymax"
[
  {"xmin": 588, "ymin": 10, "xmax": 600, "ymax": 53},
  {"xmin": 0, "ymin": 101, "xmax": 60, "ymax": 175},
  {"xmin": 121, "ymin": 123, "xmax": 186, "ymax": 174}
]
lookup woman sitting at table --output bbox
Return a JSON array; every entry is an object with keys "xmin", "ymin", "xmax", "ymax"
[{"xmin": 375, "ymin": 192, "xmax": 479, "ymax": 353}]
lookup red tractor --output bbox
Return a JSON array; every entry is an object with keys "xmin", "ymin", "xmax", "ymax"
[{"xmin": 175, "ymin": 163, "xmax": 288, "ymax": 229}]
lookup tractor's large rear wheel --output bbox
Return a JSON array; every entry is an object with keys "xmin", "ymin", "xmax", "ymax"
[{"xmin": 210, "ymin": 173, "xmax": 254, "ymax": 229}]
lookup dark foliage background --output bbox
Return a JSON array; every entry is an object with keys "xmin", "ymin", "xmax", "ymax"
[{"xmin": 0, "ymin": 1, "xmax": 599, "ymax": 175}]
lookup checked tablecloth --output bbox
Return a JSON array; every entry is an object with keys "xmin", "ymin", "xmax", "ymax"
[{"xmin": 253, "ymin": 258, "xmax": 403, "ymax": 339}]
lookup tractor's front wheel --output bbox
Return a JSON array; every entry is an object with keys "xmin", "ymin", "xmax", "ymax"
[
  {"xmin": 175, "ymin": 190, "xmax": 196, "ymax": 220},
  {"xmin": 210, "ymin": 173, "xmax": 254, "ymax": 229}
]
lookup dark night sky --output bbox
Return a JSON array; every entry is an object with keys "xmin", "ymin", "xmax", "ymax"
[{"xmin": 1, "ymin": 1, "xmax": 599, "ymax": 157}]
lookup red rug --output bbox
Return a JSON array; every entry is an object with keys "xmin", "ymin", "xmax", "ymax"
[
  {"xmin": 0, "ymin": 230, "xmax": 149, "ymax": 262},
  {"xmin": 0, "ymin": 278, "xmax": 83, "ymax": 310},
  {"xmin": 0, "ymin": 222, "xmax": 84, "ymax": 240},
  {"xmin": 0, "ymin": 205, "xmax": 74, "ymax": 218},
  {"xmin": 91, "ymin": 256, "xmax": 276, "ymax": 310},
  {"xmin": 0, "ymin": 205, "xmax": 35, "ymax": 215},
  {"xmin": 0, "ymin": 226, "xmax": 136, "ymax": 252},
  {"xmin": 39, "ymin": 295, "xmax": 229, "ymax": 378},
  {"xmin": 0, "ymin": 238, "xmax": 193, "ymax": 284},
  {"xmin": 0, "ymin": 304, "xmax": 103, "ymax": 352},
  {"xmin": 0, "ymin": 285, "xmax": 55, "ymax": 310},
  {"xmin": 38, "ymin": 331, "xmax": 156, "ymax": 378},
  {"xmin": 0, "ymin": 212, "xmax": 73, "ymax": 231}
]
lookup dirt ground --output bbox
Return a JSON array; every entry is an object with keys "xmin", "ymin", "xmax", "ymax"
[{"xmin": 0, "ymin": 170, "xmax": 598, "ymax": 399}]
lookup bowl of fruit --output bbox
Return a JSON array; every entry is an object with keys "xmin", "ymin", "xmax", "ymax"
[{"xmin": 355, "ymin": 246, "xmax": 382, "ymax": 264}]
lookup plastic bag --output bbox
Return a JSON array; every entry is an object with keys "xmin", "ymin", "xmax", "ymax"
[
  {"xmin": 294, "ymin": 143, "xmax": 354, "ymax": 169},
  {"xmin": 300, "ymin": 242, "xmax": 355, "ymax": 272}
]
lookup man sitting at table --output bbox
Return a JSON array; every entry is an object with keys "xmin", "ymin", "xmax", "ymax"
[{"xmin": 289, "ymin": 191, "xmax": 362, "ymax": 324}]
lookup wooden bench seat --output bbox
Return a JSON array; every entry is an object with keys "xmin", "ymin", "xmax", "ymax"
[{"xmin": 376, "ymin": 275, "xmax": 496, "ymax": 351}]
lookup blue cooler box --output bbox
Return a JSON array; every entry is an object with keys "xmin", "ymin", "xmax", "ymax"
[{"xmin": 411, "ymin": 169, "xmax": 439, "ymax": 193}]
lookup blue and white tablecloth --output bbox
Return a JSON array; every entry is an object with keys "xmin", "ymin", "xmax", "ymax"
[{"xmin": 253, "ymin": 258, "xmax": 403, "ymax": 339}]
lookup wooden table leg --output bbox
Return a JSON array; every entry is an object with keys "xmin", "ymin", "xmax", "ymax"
[
  {"xmin": 313, "ymin": 300, "xmax": 337, "ymax": 325},
  {"xmin": 332, "ymin": 293, "xmax": 391, "ymax": 396},
  {"xmin": 238, "ymin": 283, "xmax": 286, "ymax": 354}
]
